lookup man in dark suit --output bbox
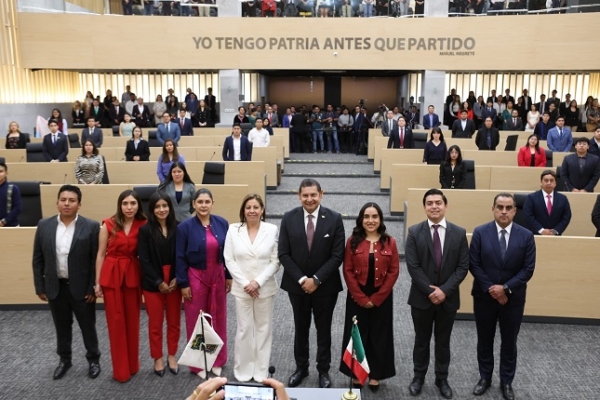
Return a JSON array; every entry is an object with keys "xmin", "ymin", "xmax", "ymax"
[
  {"xmin": 533, "ymin": 112, "xmax": 554, "ymax": 141},
  {"xmin": 156, "ymin": 112, "xmax": 181, "ymax": 146},
  {"xmin": 559, "ymin": 93, "xmax": 572, "ymax": 116},
  {"xmin": 519, "ymin": 89, "xmax": 532, "ymax": 114},
  {"xmin": 278, "ymin": 178, "xmax": 345, "ymax": 389},
  {"xmin": 475, "ymin": 117, "xmax": 500, "ymax": 151},
  {"xmin": 132, "ymin": 97, "xmax": 151, "ymax": 127},
  {"xmin": 42, "ymin": 119, "xmax": 69, "ymax": 162},
  {"xmin": 423, "ymin": 105, "xmax": 441, "ymax": 129},
  {"xmin": 560, "ymin": 137, "xmax": 600, "ymax": 192},
  {"xmin": 481, "ymin": 100, "xmax": 498, "ymax": 123},
  {"xmin": 535, "ymin": 94, "xmax": 548, "ymax": 115},
  {"xmin": 290, "ymin": 109, "xmax": 309, "ymax": 153},
  {"xmin": 110, "ymin": 99, "xmax": 125, "ymax": 126},
  {"xmin": 547, "ymin": 90, "xmax": 560, "ymax": 108},
  {"xmin": 469, "ymin": 193, "xmax": 536, "ymax": 400},
  {"xmin": 523, "ymin": 170, "xmax": 572, "ymax": 235},
  {"xmin": 204, "ymin": 87, "xmax": 217, "ymax": 124},
  {"xmin": 177, "ymin": 109, "xmax": 194, "ymax": 136},
  {"xmin": 89, "ymin": 99, "xmax": 105, "ymax": 128},
  {"xmin": 405, "ymin": 189, "xmax": 469, "ymax": 399},
  {"xmin": 81, "ymin": 117, "xmax": 103, "ymax": 148},
  {"xmin": 452, "ymin": 110, "xmax": 477, "ymax": 138},
  {"xmin": 504, "ymin": 110, "xmax": 524, "ymax": 131},
  {"xmin": 589, "ymin": 127, "xmax": 600, "ymax": 157},
  {"xmin": 222, "ymin": 125, "xmax": 252, "ymax": 161},
  {"xmin": 486, "ymin": 89, "xmax": 498, "ymax": 105},
  {"xmin": 387, "ymin": 116, "xmax": 415, "ymax": 149},
  {"xmin": 503, "ymin": 89, "xmax": 515, "ymax": 105},
  {"xmin": 32, "ymin": 185, "xmax": 101, "ymax": 380},
  {"xmin": 381, "ymin": 110, "xmax": 396, "ymax": 137},
  {"xmin": 592, "ymin": 194, "xmax": 600, "ymax": 237}
]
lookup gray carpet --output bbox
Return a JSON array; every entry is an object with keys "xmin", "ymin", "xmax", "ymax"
[{"xmin": 1, "ymin": 153, "xmax": 599, "ymax": 400}]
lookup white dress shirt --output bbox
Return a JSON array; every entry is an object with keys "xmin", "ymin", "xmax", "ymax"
[
  {"xmin": 55, "ymin": 215, "xmax": 78, "ymax": 279},
  {"xmin": 233, "ymin": 136, "xmax": 242, "ymax": 161},
  {"xmin": 248, "ymin": 128, "xmax": 270, "ymax": 147},
  {"xmin": 299, "ymin": 205, "xmax": 321, "ymax": 284}
]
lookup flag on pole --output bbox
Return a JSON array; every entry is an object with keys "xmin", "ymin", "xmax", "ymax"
[
  {"xmin": 342, "ymin": 319, "xmax": 370, "ymax": 385},
  {"xmin": 178, "ymin": 312, "xmax": 223, "ymax": 376}
]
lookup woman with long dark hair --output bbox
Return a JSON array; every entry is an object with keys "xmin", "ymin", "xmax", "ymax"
[
  {"xmin": 517, "ymin": 134, "xmax": 547, "ymax": 167},
  {"xmin": 95, "ymin": 190, "xmax": 147, "ymax": 382},
  {"xmin": 157, "ymin": 139, "xmax": 186, "ymax": 182},
  {"xmin": 339, "ymin": 202, "xmax": 399, "ymax": 391},
  {"xmin": 49, "ymin": 108, "xmax": 69, "ymax": 135},
  {"xmin": 423, "ymin": 127, "xmax": 447, "ymax": 165},
  {"xmin": 75, "ymin": 139, "xmax": 104, "ymax": 184},
  {"xmin": 157, "ymin": 161, "xmax": 196, "ymax": 223},
  {"xmin": 138, "ymin": 192, "xmax": 181, "ymax": 377},
  {"xmin": 439, "ymin": 145, "xmax": 466, "ymax": 189}
]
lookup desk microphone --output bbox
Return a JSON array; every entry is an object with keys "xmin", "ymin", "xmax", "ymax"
[
  {"xmin": 268, "ymin": 366, "xmax": 275, "ymax": 378},
  {"xmin": 209, "ymin": 151, "xmax": 215, "ymax": 161}
]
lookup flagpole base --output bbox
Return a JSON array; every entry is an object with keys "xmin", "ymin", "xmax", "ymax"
[{"xmin": 341, "ymin": 390, "xmax": 359, "ymax": 400}]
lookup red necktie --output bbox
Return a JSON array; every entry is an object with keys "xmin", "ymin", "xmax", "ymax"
[
  {"xmin": 546, "ymin": 194, "xmax": 552, "ymax": 215},
  {"xmin": 400, "ymin": 128, "xmax": 404, "ymax": 147},
  {"xmin": 180, "ymin": 119, "xmax": 184, "ymax": 128}
]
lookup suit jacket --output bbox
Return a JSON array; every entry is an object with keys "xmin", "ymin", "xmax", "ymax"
[
  {"xmin": 265, "ymin": 112, "xmax": 279, "ymax": 127},
  {"xmin": 519, "ymin": 96, "xmax": 532, "ymax": 111},
  {"xmin": 278, "ymin": 206, "xmax": 345, "ymax": 297},
  {"xmin": 505, "ymin": 117, "xmax": 524, "ymax": 131},
  {"xmin": 5, "ymin": 132, "xmax": 30, "ymax": 149},
  {"xmin": 42, "ymin": 132, "xmax": 69, "ymax": 162},
  {"xmin": 177, "ymin": 117, "xmax": 194, "ymax": 136},
  {"xmin": 158, "ymin": 181, "xmax": 195, "ymax": 222},
  {"xmin": 405, "ymin": 220, "xmax": 469, "ymax": 311},
  {"xmin": 110, "ymin": 106, "xmax": 125, "ymax": 124},
  {"xmin": 222, "ymin": 135, "xmax": 252, "ymax": 161},
  {"xmin": 387, "ymin": 126, "xmax": 415, "ymax": 149},
  {"xmin": 592, "ymin": 194, "xmax": 600, "ymax": 237},
  {"xmin": 89, "ymin": 106, "xmax": 105, "ymax": 123},
  {"xmin": 137, "ymin": 224, "xmax": 176, "ymax": 292},
  {"xmin": 125, "ymin": 139, "xmax": 150, "ymax": 161},
  {"xmin": 439, "ymin": 162, "xmax": 466, "ymax": 189},
  {"xmin": 422, "ymin": 113, "xmax": 440, "ymax": 129},
  {"xmin": 223, "ymin": 222, "xmax": 280, "ymax": 298},
  {"xmin": 517, "ymin": 146, "xmax": 547, "ymax": 167},
  {"xmin": 132, "ymin": 104, "xmax": 150, "ymax": 122},
  {"xmin": 533, "ymin": 120, "xmax": 554, "ymax": 141},
  {"xmin": 156, "ymin": 121, "xmax": 181, "ymax": 145},
  {"xmin": 32, "ymin": 215, "xmax": 100, "ymax": 300},
  {"xmin": 475, "ymin": 127, "xmax": 500, "ymax": 150},
  {"xmin": 81, "ymin": 127, "xmax": 103, "ymax": 148},
  {"xmin": 546, "ymin": 127, "xmax": 573, "ymax": 152},
  {"xmin": 481, "ymin": 107, "xmax": 497, "ymax": 122},
  {"xmin": 589, "ymin": 139, "xmax": 600, "ymax": 158},
  {"xmin": 560, "ymin": 153, "xmax": 600, "ymax": 192},
  {"xmin": 451, "ymin": 118, "xmax": 476, "ymax": 138},
  {"xmin": 535, "ymin": 101, "xmax": 548, "ymax": 114},
  {"xmin": 290, "ymin": 113, "xmax": 308, "ymax": 133},
  {"xmin": 504, "ymin": 95, "xmax": 515, "ymax": 105},
  {"xmin": 523, "ymin": 190, "xmax": 571, "ymax": 235},
  {"xmin": 469, "ymin": 222, "xmax": 536, "ymax": 305},
  {"xmin": 381, "ymin": 118, "xmax": 396, "ymax": 137},
  {"xmin": 282, "ymin": 114, "xmax": 293, "ymax": 128},
  {"xmin": 204, "ymin": 94, "xmax": 216, "ymax": 111}
]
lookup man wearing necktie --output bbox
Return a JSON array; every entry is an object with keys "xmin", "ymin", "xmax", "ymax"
[
  {"xmin": 381, "ymin": 110, "xmax": 395, "ymax": 137},
  {"xmin": 523, "ymin": 170, "xmax": 572, "ymax": 236},
  {"xmin": 422, "ymin": 105, "xmax": 440, "ymax": 129},
  {"xmin": 156, "ymin": 112, "xmax": 181, "ymax": 145},
  {"xmin": 546, "ymin": 116, "xmax": 573, "ymax": 152},
  {"xmin": 469, "ymin": 193, "xmax": 536, "ymax": 400},
  {"xmin": 405, "ymin": 189, "xmax": 469, "ymax": 399},
  {"xmin": 89, "ymin": 99, "xmax": 105, "ymax": 128},
  {"xmin": 387, "ymin": 117, "xmax": 415, "ymax": 149},
  {"xmin": 475, "ymin": 117, "xmax": 500, "ymax": 150},
  {"xmin": 560, "ymin": 137, "xmax": 600, "ymax": 192},
  {"xmin": 535, "ymin": 94, "xmax": 547, "ymax": 116},
  {"xmin": 506, "ymin": 110, "xmax": 523, "ymax": 131},
  {"xmin": 481, "ymin": 100, "xmax": 497, "ymax": 123},
  {"xmin": 42, "ymin": 120, "xmax": 69, "ymax": 162}
]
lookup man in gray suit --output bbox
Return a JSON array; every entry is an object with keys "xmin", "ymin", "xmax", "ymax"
[
  {"xmin": 405, "ymin": 188, "xmax": 469, "ymax": 399},
  {"xmin": 381, "ymin": 110, "xmax": 396, "ymax": 137},
  {"xmin": 32, "ymin": 185, "xmax": 101, "ymax": 380},
  {"xmin": 81, "ymin": 117, "xmax": 104, "ymax": 148}
]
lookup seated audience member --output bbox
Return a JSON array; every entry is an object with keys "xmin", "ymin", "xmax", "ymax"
[
  {"xmin": 0, "ymin": 162, "xmax": 22, "ymax": 227},
  {"xmin": 82, "ymin": 117, "xmax": 104, "ymax": 148},
  {"xmin": 177, "ymin": 109, "xmax": 194, "ymax": 136},
  {"xmin": 72, "ymin": 100, "xmax": 85, "ymax": 125},
  {"xmin": 132, "ymin": 97, "xmax": 151, "ymax": 127},
  {"xmin": 475, "ymin": 117, "xmax": 500, "ymax": 150},
  {"xmin": 588, "ymin": 126, "xmax": 600, "ymax": 157},
  {"xmin": 48, "ymin": 108, "xmax": 69, "ymax": 136},
  {"xmin": 119, "ymin": 113, "xmax": 136, "ymax": 138},
  {"xmin": 387, "ymin": 116, "xmax": 414, "ymax": 149},
  {"xmin": 125, "ymin": 126, "xmax": 150, "ymax": 161},
  {"xmin": 560, "ymin": 137, "xmax": 600, "ymax": 192},
  {"xmin": 523, "ymin": 170, "xmax": 571, "ymax": 235},
  {"xmin": 5, "ymin": 121, "xmax": 30, "ymax": 149},
  {"xmin": 157, "ymin": 139, "xmax": 185, "ymax": 182},
  {"xmin": 439, "ymin": 145, "xmax": 466, "ymax": 189},
  {"xmin": 42, "ymin": 119, "xmax": 69, "ymax": 162},
  {"xmin": 422, "ymin": 105, "xmax": 441, "ymax": 129},
  {"xmin": 110, "ymin": 99, "xmax": 125, "ymax": 126},
  {"xmin": 547, "ymin": 116, "xmax": 573, "ymax": 152},
  {"xmin": 518, "ymin": 134, "xmax": 547, "ymax": 167},
  {"xmin": 592, "ymin": 194, "xmax": 600, "ymax": 237},
  {"xmin": 533, "ymin": 112, "xmax": 554, "ymax": 141},
  {"xmin": 248, "ymin": 118, "xmax": 270, "ymax": 147},
  {"xmin": 75, "ymin": 140, "xmax": 104, "ymax": 185},
  {"xmin": 223, "ymin": 125, "xmax": 252, "ymax": 161},
  {"xmin": 451, "ymin": 110, "xmax": 476, "ymax": 138},
  {"xmin": 156, "ymin": 112, "xmax": 181, "ymax": 145},
  {"xmin": 233, "ymin": 106, "xmax": 249, "ymax": 125},
  {"xmin": 89, "ymin": 99, "xmax": 105, "ymax": 128},
  {"xmin": 423, "ymin": 127, "xmax": 447, "ymax": 165},
  {"xmin": 505, "ymin": 109, "xmax": 524, "ymax": 131}
]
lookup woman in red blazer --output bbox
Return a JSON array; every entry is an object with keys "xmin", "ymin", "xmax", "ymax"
[
  {"xmin": 518, "ymin": 134, "xmax": 547, "ymax": 167},
  {"xmin": 339, "ymin": 203, "xmax": 399, "ymax": 392}
]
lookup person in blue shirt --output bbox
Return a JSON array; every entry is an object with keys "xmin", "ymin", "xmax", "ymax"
[{"xmin": 0, "ymin": 162, "xmax": 21, "ymax": 227}]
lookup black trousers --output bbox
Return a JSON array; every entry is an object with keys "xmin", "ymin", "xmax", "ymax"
[
  {"xmin": 48, "ymin": 281, "xmax": 100, "ymax": 362},
  {"xmin": 411, "ymin": 305, "xmax": 457, "ymax": 380},
  {"xmin": 473, "ymin": 297, "xmax": 525, "ymax": 385},
  {"xmin": 288, "ymin": 292, "xmax": 338, "ymax": 373}
]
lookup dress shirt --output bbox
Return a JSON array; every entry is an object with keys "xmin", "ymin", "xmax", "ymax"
[
  {"xmin": 428, "ymin": 218, "xmax": 447, "ymax": 253},
  {"xmin": 55, "ymin": 214, "xmax": 78, "ymax": 279},
  {"xmin": 233, "ymin": 137, "xmax": 241, "ymax": 161},
  {"xmin": 539, "ymin": 191, "xmax": 554, "ymax": 234},
  {"xmin": 495, "ymin": 222, "xmax": 512, "ymax": 249},
  {"xmin": 248, "ymin": 128, "xmax": 270, "ymax": 147},
  {"xmin": 299, "ymin": 205, "xmax": 321, "ymax": 284}
]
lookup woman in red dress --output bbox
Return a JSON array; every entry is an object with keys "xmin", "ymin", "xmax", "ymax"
[{"xmin": 95, "ymin": 190, "xmax": 147, "ymax": 382}]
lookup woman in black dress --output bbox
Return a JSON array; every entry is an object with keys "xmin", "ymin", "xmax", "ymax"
[
  {"xmin": 423, "ymin": 127, "xmax": 447, "ymax": 165},
  {"xmin": 340, "ymin": 203, "xmax": 399, "ymax": 392},
  {"xmin": 439, "ymin": 145, "xmax": 466, "ymax": 189}
]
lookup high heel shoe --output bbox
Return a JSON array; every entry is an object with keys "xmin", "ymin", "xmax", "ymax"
[
  {"xmin": 352, "ymin": 380, "xmax": 363, "ymax": 389},
  {"xmin": 154, "ymin": 359, "xmax": 165, "ymax": 377},
  {"xmin": 167, "ymin": 357, "xmax": 179, "ymax": 375},
  {"xmin": 368, "ymin": 380, "xmax": 380, "ymax": 392}
]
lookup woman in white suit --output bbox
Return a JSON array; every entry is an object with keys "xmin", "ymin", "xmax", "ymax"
[{"xmin": 223, "ymin": 194, "xmax": 280, "ymax": 382}]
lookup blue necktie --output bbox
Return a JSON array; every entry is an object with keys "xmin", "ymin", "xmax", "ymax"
[
  {"xmin": 500, "ymin": 229, "xmax": 507, "ymax": 260},
  {"xmin": 486, "ymin": 130, "xmax": 492, "ymax": 149}
]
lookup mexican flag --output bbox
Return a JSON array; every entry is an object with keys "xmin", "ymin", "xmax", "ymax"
[{"xmin": 342, "ymin": 322, "xmax": 370, "ymax": 385}]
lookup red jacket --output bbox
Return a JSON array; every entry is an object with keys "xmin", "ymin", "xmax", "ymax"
[
  {"xmin": 343, "ymin": 236, "xmax": 399, "ymax": 307},
  {"xmin": 517, "ymin": 146, "xmax": 547, "ymax": 167}
]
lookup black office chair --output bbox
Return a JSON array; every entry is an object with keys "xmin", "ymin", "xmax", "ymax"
[
  {"xmin": 25, "ymin": 143, "xmax": 46, "ymax": 162},
  {"xmin": 12, "ymin": 181, "xmax": 46, "ymax": 226},
  {"xmin": 112, "ymin": 125, "xmax": 120, "ymax": 137},
  {"xmin": 240, "ymin": 123, "xmax": 252, "ymax": 137},
  {"xmin": 68, "ymin": 133, "xmax": 81, "ymax": 148},
  {"xmin": 148, "ymin": 130, "xmax": 161, "ymax": 147},
  {"xmin": 202, "ymin": 162, "xmax": 225, "ymax": 185},
  {"xmin": 513, "ymin": 193, "xmax": 531, "ymax": 230},
  {"xmin": 463, "ymin": 159, "xmax": 476, "ymax": 189},
  {"xmin": 555, "ymin": 166, "xmax": 566, "ymax": 191},
  {"xmin": 504, "ymin": 135, "xmax": 518, "ymax": 151},
  {"xmin": 132, "ymin": 185, "xmax": 159, "ymax": 216},
  {"xmin": 413, "ymin": 132, "xmax": 428, "ymax": 150},
  {"xmin": 545, "ymin": 149, "xmax": 553, "ymax": 167},
  {"xmin": 101, "ymin": 155, "xmax": 109, "ymax": 184},
  {"xmin": 0, "ymin": 157, "xmax": 4, "ymax": 164}
]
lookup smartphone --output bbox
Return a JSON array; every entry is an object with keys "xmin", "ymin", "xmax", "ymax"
[{"xmin": 223, "ymin": 382, "xmax": 276, "ymax": 400}]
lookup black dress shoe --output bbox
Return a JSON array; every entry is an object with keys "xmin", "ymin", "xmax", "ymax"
[
  {"xmin": 409, "ymin": 377, "xmax": 424, "ymax": 396},
  {"xmin": 352, "ymin": 380, "xmax": 363, "ymax": 389},
  {"xmin": 288, "ymin": 369, "xmax": 309, "ymax": 387},
  {"xmin": 473, "ymin": 378, "xmax": 492, "ymax": 396},
  {"xmin": 435, "ymin": 379, "xmax": 453, "ymax": 399},
  {"xmin": 88, "ymin": 361, "xmax": 101, "ymax": 379},
  {"xmin": 368, "ymin": 383, "xmax": 380, "ymax": 392},
  {"xmin": 501, "ymin": 383, "xmax": 515, "ymax": 400},
  {"xmin": 53, "ymin": 360, "xmax": 72, "ymax": 380},
  {"xmin": 319, "ymin": 372, "xmax": 332, "ymax": 388}
]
